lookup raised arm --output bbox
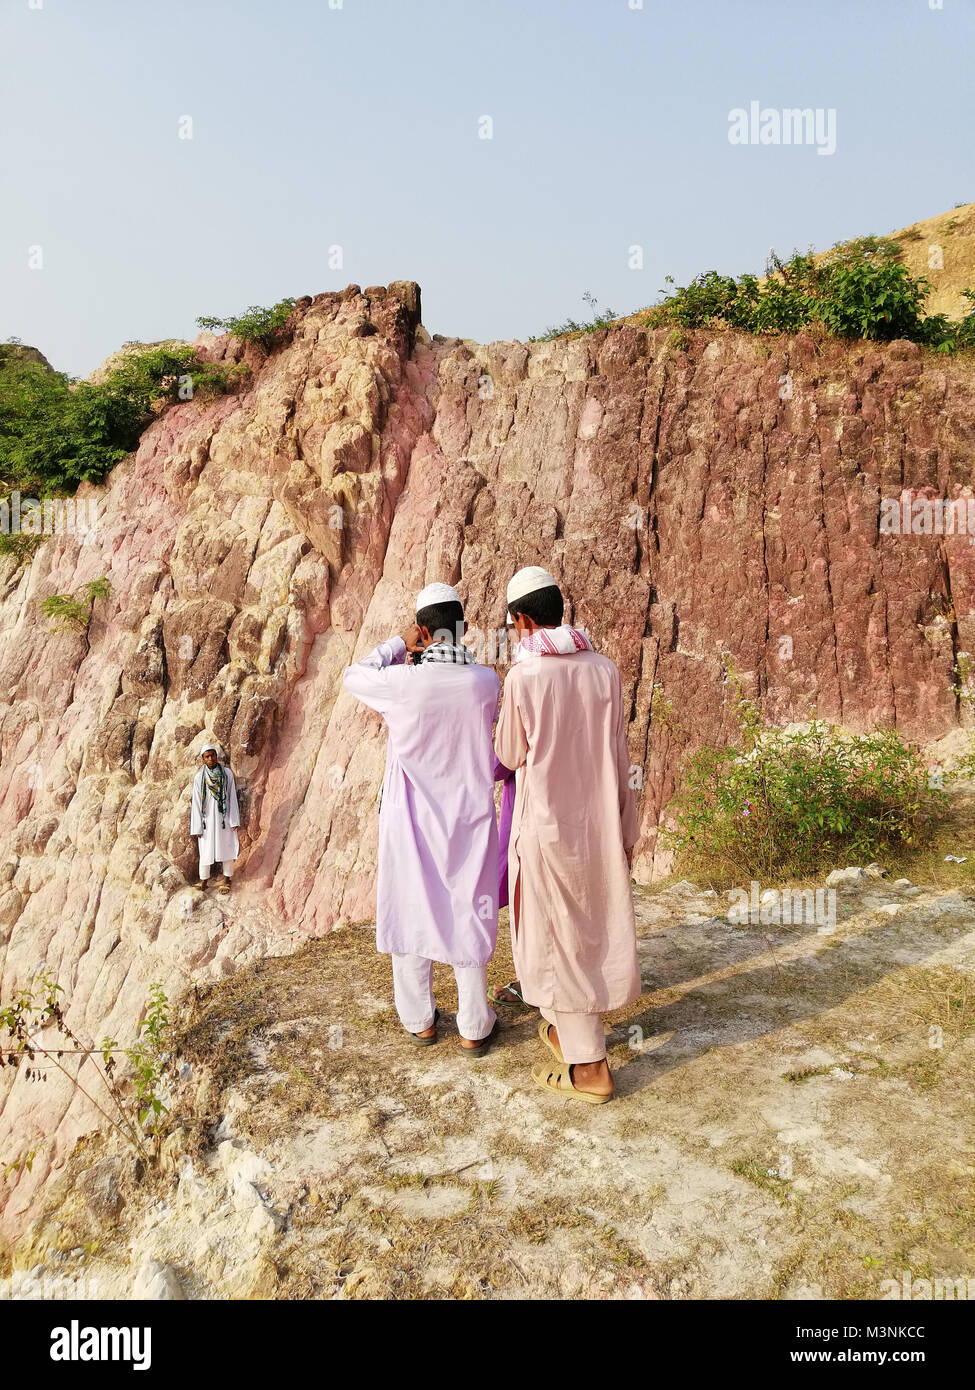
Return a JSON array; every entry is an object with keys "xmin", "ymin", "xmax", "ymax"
[{"xmin": 341, "ymin": 635, "xmax": 408, "ymax": 714}]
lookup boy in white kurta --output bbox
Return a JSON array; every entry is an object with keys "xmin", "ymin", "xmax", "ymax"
[{"xmin": 190, "ymin": 744, "xmax": 241, "ymax": 894}]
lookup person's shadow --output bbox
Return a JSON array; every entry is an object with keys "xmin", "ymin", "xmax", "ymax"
[{"xmin": 610, "ymin": 905, "xmax": 970, "ymax": 1096}]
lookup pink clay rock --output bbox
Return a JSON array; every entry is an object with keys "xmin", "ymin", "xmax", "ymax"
[{"xmin": 0, "ymin": 287, "xmax": 973, "ymax": 1233}]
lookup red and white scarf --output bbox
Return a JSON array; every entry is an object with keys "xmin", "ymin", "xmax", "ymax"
[{"xmin": 513, "ymin": 624, "xmax": 594, "ymax": 663}]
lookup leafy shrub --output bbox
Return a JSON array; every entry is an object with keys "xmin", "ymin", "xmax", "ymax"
[
  {"xmin": 1, "ymin": 972, "xmax": 174, "ymax": 1167},
  {"xmin": 645, "ymin": 238, "xmax": 975, "ymax": 352},
  {"xmin": 660, "ymin": 659, "xmax": 948, "ymax": 880},
  {"xmin": 0, "ymin": 532, "xmax": 43, "ymax": 562},
  {"xmin": 531, "ymin": 291, "xmax": 618, "ymax": 342},
  {"xmin": 0, "ymin": 346, "xmax": 247, "ymax": 501},
  {"xmin": 196, "ymin": 298, "xmax": 297, "ymax": 350},
  {"xmin": 810, "ymin": 257, "xmax": 928, "ymax": 341},
  {"xmin": 38, "ymin": 577, "xmax": 112, "ymax": 632}
]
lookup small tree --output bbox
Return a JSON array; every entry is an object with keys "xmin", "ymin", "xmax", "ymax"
[
  {"xmin": 196, "ymin": 298, "xmax": 297, "ymax": 351},
  {"xmin": 38, "ymin": 577, "xmax": 111, "ymax": 633},
  {"xmin": 1, "ymin": 973, "xmax": 176, "ymax": 1170}
]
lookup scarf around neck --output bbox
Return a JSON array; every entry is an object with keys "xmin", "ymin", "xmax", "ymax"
[
  {"xmin": 419, "ymin": 641, "xmax": 475, "ymax": 666},
  {"xmin": 513, "ymin": 624, "xmax": 594, "ymax": 663},
  {"xmin": 202, "ymin": 762, "xmax": 228, "ymax": 824}
]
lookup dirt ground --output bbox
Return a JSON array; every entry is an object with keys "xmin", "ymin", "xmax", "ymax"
[{"xmin": 15, "ymin": 851, "xmax": 972, "ymax": 1302}]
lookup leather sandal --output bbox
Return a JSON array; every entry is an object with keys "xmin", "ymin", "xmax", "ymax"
[
  {"xmin": 531, "ymin": 1062, "xmax": 614, "ymax": 1105},
  {"xmin": 538, "ymin": 1018, "xmax": 564, "ymax": 1063}
]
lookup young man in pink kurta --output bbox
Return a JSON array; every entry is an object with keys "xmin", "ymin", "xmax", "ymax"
[
  {"xmin": 342, "ymin": 583, "xmax": 501, "ymax": 1053},
  {"xmin": 494, "ymin": 567, "xmax": 640, "ymax": 1102}
]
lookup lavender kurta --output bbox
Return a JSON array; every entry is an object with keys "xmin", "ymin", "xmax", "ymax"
[
  {"xmin": 342, "ymin": 636, "xmax": 501, "ymax": 968},
  {"xmin": 493, "ymin": 755, "xmax": 516, "ymax": 909},
  {"xmin": 494, "ymin": 649, "xmax": 640, "ymax": 1013}
]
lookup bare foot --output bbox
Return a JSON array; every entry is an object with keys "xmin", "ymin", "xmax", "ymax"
[
  {"xmin": 568, "ymin": 1059, "xmax": 614, "ymax": 1098},
  {"xmin": 492, "ymin": 980, "xmax": 528, "ymax": 1005}
]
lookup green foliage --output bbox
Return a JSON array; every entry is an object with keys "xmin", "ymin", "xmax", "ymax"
[
  {"xmin": 660, "ymin": 657, "xmax": 948, "ymax": 881},
  {"xmin": 124, "ymin": 984, "xmax": 170, "ymax": 1130},
  {"xmin": 811, "ymin": 257, "xmax": 928, "ymax": 341},
  {"xmin": 38, "ymin": 577, "xmax": 112, "ymax": 633},
  {"xmin": 0, "ymin": 344, "xmax": 248, "ymax": 502},
  {"xmin": 952, "ymin": 653, "xmax": 975, "ymax": 777},
  {"xmin": 0, "ymin": 532, "xmax": 43, "ymax": 563},
  {"xmin": 0, "ymin": 970, "xmax": 174, "ymax": 1167},
  {"xmin": 102, "ymin": 345, "xmax": 248, "ymax": 412},
  {"xmin": 646, "ymin": 238, "xmax": 975, "ymax": 352},
  {"xmin": 196, "ymin": 298, "xmax": 297, "ymax": 350},
  {"xmin": 530, "ymin": 291, "xmax": 618, "ymax": 342},
  {"xmin": 3, "ymin": 1138, "xmax": 45, "ymax": 1178}
]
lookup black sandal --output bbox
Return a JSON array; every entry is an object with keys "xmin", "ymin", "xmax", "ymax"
[
  {"xmin": 460, "ymin": 1020, "xmax": 499, "ymax": 1058},
  {"xmin": 409, "ymin": 1008, "xmax": 440, "ymax": 1047}
]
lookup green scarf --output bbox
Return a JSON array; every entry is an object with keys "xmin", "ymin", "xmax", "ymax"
[{"xmin": 203, "ymin": 762, "xmax": 227, "ymax": 826}]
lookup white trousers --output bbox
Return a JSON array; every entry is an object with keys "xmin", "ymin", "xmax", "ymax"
[
  {"xmin": 391, "ymin": 953, "xmax": 496, "ymax": 1041},
  {"xmin": 200, "ymin": 859, "xmax": 235, "ymax": 878}
]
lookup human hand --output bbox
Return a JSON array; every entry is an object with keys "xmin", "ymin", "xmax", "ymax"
[{"xmin": 401, "ymin": 623, "xmax": 433, "ymax": 653}]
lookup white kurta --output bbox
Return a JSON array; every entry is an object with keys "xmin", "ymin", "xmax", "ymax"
[{"xmin": 190, "ymin": 766, "xmax": 240, "ymax": 874}]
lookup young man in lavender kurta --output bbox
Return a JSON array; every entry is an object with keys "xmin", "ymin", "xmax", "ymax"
[
  {"xmin": 494, "ymin": 566, "xmax": 641, "ymax": 1104},
  {"xmin": 342, "ymin": 583, "xmax": 501, "ymax": 1054}
]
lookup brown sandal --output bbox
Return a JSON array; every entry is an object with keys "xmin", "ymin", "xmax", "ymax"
[
  {"xmin": 538, "ymin": 1018, "xmax": 564, "ymax": 1063},
  {"xmin": 531, "ymin": 1062, "xmax": 614, "ymax": 1105}
]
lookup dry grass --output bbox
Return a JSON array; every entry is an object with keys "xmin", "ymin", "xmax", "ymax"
[{"xmin": 17, "ymin": 840, "xmax": 975, "ymax": 1300}]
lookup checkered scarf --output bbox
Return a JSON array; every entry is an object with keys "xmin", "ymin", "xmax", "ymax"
[{"xmin": 419, "ymin": 641, "xmax": 476, "ymax": 665}]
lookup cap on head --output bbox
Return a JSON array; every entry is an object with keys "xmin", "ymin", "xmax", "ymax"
[
  {"xmin": 415, "ymin": 581, "xmax": 462, "ymax": 613},
  {"xmin": 506, "ymin": 566, "xmax": 559, "ymax": 607},
  {"xmin": 200, "ymin": 743, "xmax": 220, "ymax": 758}
]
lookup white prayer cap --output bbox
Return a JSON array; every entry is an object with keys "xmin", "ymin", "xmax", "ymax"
[
  {"xmin": 200, "ymin": 743, "xmax": 220, "ymax": 756},
  {"xmin": 506, "ymin": 566, "xmax": 560, "ymax": 606},
  {"xmin": 416, "ymin": 582, "xmax": 462, "ymax": 611}
]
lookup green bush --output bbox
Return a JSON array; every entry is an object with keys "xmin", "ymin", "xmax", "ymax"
[
  {"xmin": 196, "ymin": 298, "xmax": 297, "ymax": 351},
  {"xmin": 0, "ymin": 344, "xmax": 247, "ymax": 501},
  {"xmin": 38, "ymin": 577, "xmax": 112, "ymax": 632},
  {"xmin": 530, "ymin": 291, "xmax": 618, "ymax": 342},
  {"xmin": 660, "ymin": 661, "xmax": 948, "ymax": 881},
  {"xmin": 645, "ymin": 238, "xmax": 975, "ymax": 352},
  {"xmin": 810, "ymin": 257, "xmax": 928, "ymax": 340}
]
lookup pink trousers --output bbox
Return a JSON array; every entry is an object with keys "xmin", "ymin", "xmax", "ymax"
[{"xmin": 539, "ymin": 1006, "xmax": 606, "ymax": 1064}]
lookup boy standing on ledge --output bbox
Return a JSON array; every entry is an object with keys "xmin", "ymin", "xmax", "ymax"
[{"xmin": 190, "ymin": 743, "xmax": 241, "ymax": 894}]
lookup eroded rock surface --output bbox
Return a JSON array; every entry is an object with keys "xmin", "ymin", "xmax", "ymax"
[{"xmin": 1, "ymin": 287, "xmax": 973, "ymax": 1234}]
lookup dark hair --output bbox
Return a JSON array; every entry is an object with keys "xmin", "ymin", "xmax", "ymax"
[
  {"xmin": 507, "ymin": 585, "xmax": 564, "ymax": 627},
  {"xmin": 416, "ymin": 598, "xmax": 465, "ymax": 645}
]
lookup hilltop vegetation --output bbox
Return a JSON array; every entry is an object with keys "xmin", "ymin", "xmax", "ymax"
[
  {"xmin": 0, "ymin": 298, "xmax": 300, "ymax": 508},
  {"xmin": 538, "ymin": 203, "xmax": 975, "ymax": 351}
]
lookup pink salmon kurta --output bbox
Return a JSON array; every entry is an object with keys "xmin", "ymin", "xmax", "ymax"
[
  {"xmin": 494, "ymin": 647, "xmax": 640, "ymax": 1013},
  {"xmin": 342, "ymin": 636, "xmax": 501, "ymax": 968}
]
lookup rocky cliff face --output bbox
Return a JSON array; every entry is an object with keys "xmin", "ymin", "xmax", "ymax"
[{"xmin": 1, "ymin": 285, "xmax": 973, "ymax": 1235}]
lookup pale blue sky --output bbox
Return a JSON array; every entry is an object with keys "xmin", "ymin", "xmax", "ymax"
[{"xmin": 2, "ymin": 0, "xmax": 972, "ymax": 376}]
